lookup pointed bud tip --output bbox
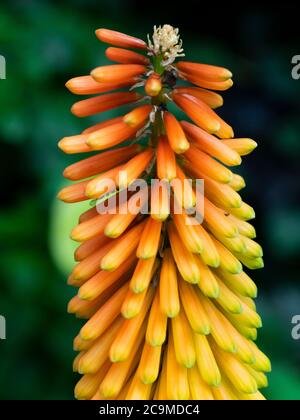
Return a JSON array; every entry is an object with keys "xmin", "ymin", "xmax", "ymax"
[
  {"xmin": 176, "ymin": 141, "xmax": 190, "ymax": 154},
  {"xmin": 79, "ymin": 329, "xmax": 94, "ymax": 342},
  {"xmin": 56, "ymin": 190, "xmax": 66, "ymax": 201},
  {"xmin": 136, "ymin": 251, "xmax": 156, "ymax": 259},
  {"xmin": 212, "ymin": 121, "xmax": 221, "ymax": 133},
  {"xmin": 209, "ymin": 258, "xmax": 221, "ymax": 268},
  {"xmin": 90, "ymin": 68, "xmax": 98, "ymax": 81},
  {"xmin": 57, "ymin": 139, "xmax": 64, "ymax": 150},
  {"xmin": 226, "ymin": 70, "xmax": 233, "ymax": 79},
  {"xmin": 65, "ymin": 79, "xmax": 72, "ymax": 90},
  {"xmin": 104, "ymin": 227, "xmax": 120, "ymax": 239},
  {"xmin": 70, "ymin": 231, "xmax": 80, "ymax": 242},
  {"xmin": 100, "ymin": 261, "xmax": 115, "ymax": 271},
  {"xmin": 109, "ymin": 352, "xmax": 126, "ymax": 363},
  {"xmin": 206, "ymin": 286, "xmax": 220, "ymax": 299},
  {"xmin": 77, "ymin": 289, "xmax": 93, "ymax": 301},
  {"xmin": 121, "ymin": 310, "xmax": 138, "ymax": 319}
]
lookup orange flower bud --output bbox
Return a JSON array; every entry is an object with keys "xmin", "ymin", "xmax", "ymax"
[
  {"xmin": 159, "ymin": 248, "xmax": 180, "ymax": 318},
  {"xmin": 167, "ymin": 222, "xmax": 201, "ymax": 284},
  {"xmin": 82, "ymin": 116, "xmax": 123, "ymax": 134},
  {"xmin": 96, "ymin": 28, "xmax": 147, "ymax": 50},
  {"xmin": 173, "ymin": 92, "xmax": 221, "ymax": 134},
  {"xmin": 145, "ymin": 73, "xmax": 162, "ymax": 96},
  {"xmin": 157, "ymin": 135, "xmax": 176, "ymax": 181},
  {"xmin": 176, "ymin": 61, "xmax": 232, "ymax": 82},
  {"xmin": 58, "ymin": 134, "xmax": 91, "ymax": 154},
  {"xmin": 174, "ymin": 86, "xmax": 223, "ymax": 109},
  {"xmin": 78, "ymin": 206, "xmax": 98, "ymax": 223},
  {"xmin": 116, "ymin": 149, "xmax": 154, "ymax": 189},
  {"xmin": 74, "ymin": 235, "xmax": 111, "ymax": 261},
  {"xmin": 71, "ymin": 213, "xmax": 113, "ymax": 242},
  {"xmin": 63, "ymin": 144, "xmax": 140, "ymax": 180},
  {"xmin": 71, "ymin": 241, "xmax": 114, "ymax": 283},
  {"xmin": 80, "ymin": 283, "xmax": 129, "ymax": 341},
  {"xmin": 57, "ymin": 180, "xmax": 89, "ymax": 203},
  {"xmin": 181, "ymin": 121, "xmax": 241, "ymax": 166},
  {"xmin": 87, "ymin": 121, "xmax": 140, "ymax": 151},
  {"xmin": 136, "ymin": 217, "xmax": 162, "ymax": 259},
  {"xmin": 109, "ymin": 288, "xmax": 154, "ymax": 362},
  {"xmin": 66, "ymin": 75, "xmax": 137, "ymax": 95},
  {"xmin": 150, "ymin": 180, "xmax": 170, "ymax": 221},
  {"xmin": 184, "ymin": 143, "xmax": 233, "ymax": 183},
  {"xmin": 105, "ymin": 47, "xmax": 149, "ymax": 65},
  {"xmin": 101, "ymin": 221, "xmax": 146, "ymax": 271},
  {"xmin": 71, "ymin": 91, "xmax": 141, "ymax": 118},
  {"xmin": 146, "ymin": 289, "xmax": 167, "ymax": 346},
  {"xmin": 172, "ymin": 165, "xmax": 196, "ymax": 209},
  {"xmin": 123, "ymin": 104, "xmax": 152, "ymax": 127},
  {"xmin": 179, "ymin": 71, "xmax": 233, "ymax": 91},
  {"xmin": 163, "ymin": 111, "xmax": 190, "ymax": 154},
  {"xmin": 78, "ymin": 254, "xmax": 136, "ymax": 301},
  {"xmin": 91, "ymin": 64, "xmax": 146, "ymax": 84}
]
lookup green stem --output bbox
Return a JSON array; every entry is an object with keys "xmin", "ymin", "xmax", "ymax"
[
  {"xmin": 152, "ymin": 54, "xmax": 165, "ymax": 75},
  {"xmin": 149, "ymin": 55, "xmax": 169, "ymax": 146}
]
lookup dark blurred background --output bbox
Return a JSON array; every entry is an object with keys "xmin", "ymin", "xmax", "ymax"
[{"xmin": 0, "ymin": 0, "xmax": 300, "ymax": 400}]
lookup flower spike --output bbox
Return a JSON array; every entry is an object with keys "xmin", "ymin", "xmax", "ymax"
[{"xmin": 59, "ymin": 24, "xmax": 269, "ymax": 400}]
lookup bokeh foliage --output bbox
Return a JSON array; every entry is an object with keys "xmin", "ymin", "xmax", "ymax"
[{"xmin": 0, "ymin": 0, "xmax": 300, "ymax": 400}]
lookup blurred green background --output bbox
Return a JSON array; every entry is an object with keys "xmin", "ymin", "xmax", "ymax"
[{"xmin": 0, "ymin": 0, "xmax": 300, "ymax": 400}]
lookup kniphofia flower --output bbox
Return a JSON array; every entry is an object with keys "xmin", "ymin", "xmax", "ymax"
[{"xmin": 59, "ymin": 24, "xmax": 270, "ymax": 400}]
